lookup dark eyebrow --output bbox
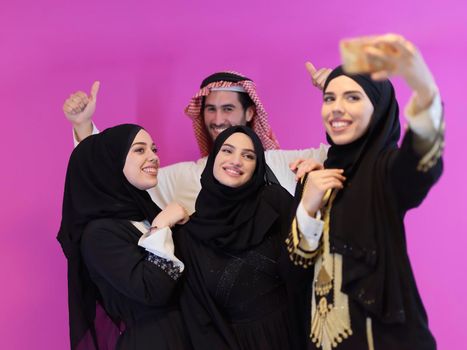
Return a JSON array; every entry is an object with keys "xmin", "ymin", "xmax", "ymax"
[
  {"xmin": 222, "ymin": 143, "xmax": 256, "ymax": 154},
  {"xmin": 131, "ymin": 142, "xmax": 156, "ymax": 147},
  {"xmin": 205, "ymin": 103, "xmax": 237, "ymax": 108},
  {"xmin": 344, "ymin": 91, "xmax": 364, "ymax": 95},
  {"xmin": 324, "ymin": 90, "xmax": 363, "ymax": 95}
]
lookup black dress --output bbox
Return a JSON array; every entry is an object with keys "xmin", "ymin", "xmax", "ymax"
[
  {"xmin": 58, "ymin": 124, "xmax": 193, "ymax": 349},
  {"xmin": 81, "ymin": 218, "xmax": 191, "ymax": 350},
  {"xmin": 175, "ymin": 184, "xmax": 300, "ymax": 350},
  {"xmin": 295, "ymin": 132, "xmax": 441, "ymax": 350},
  {"xmin": 288, "ymin": 68, "xmax": 443, "ymax": 350}
]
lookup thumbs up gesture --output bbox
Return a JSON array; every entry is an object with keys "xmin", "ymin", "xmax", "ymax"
[
  {"xmin": 63, "ymin": 81, "xmax": 100, "ymax": 126},
  {"xmin": 305, "ymin": 62, "xmax": 332, "ymax": 91}
]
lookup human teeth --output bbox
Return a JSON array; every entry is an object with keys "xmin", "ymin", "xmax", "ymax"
[
  {"xmin": 143, "ymin": 167, "xmax": 157, "ymax": 174},
  {"xmin": 332, "ymin": 121, "xmax": 350, "ymax": 128},
  {"xmin": 225, "ymin": 168, "xmax": 241, "ymax": 175}
]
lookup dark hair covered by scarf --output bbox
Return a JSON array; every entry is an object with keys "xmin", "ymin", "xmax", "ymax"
[
  {"xmin": 184, "ymin": 125, "xmax": 279, "ymax": 252},
  {"xmin": 57, "ymin": 124, "xmax": 161, "ymax": 349},
  {"xmin": 322, "ymin": 67, "xmax": 407, "ymax": 324}
]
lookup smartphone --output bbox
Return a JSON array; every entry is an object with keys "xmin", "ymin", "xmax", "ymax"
[{"xmin": 340, "ymin": 36, "xmax": 398, "ymax": 74}]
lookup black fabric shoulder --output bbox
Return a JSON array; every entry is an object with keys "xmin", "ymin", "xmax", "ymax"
[
  {"xmin": 260, "ymin": 184, "xmax": 293, "ymax": 208},
  {"xmin": 82, "ymin": 218, "xmax": 139, "ymax": 244}
]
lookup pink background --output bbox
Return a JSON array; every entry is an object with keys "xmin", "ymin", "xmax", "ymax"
[{"xmin": 1, "ymin": 1, "xmax": 465, "ymax": 348}]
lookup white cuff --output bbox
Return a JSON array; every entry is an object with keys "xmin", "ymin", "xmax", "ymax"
[
  {"xmin": 296, "ymin": 202, "xmax": 324, "ymax": 251},
  {"xmin": 133, "ymin": 222, "xmax": 185, "ymax": 271},
  {"xmin": 404, "ymin": 92, "xmax": 442, "ymax": 140},
  {"xmin": 73, "ymin": 122, "xmax": 100, "ymax": 147}
]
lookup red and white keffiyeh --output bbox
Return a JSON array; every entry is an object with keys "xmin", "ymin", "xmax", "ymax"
[{"xmin": 185, "ymin": 71, "xmax": 280, "ymax": 157}]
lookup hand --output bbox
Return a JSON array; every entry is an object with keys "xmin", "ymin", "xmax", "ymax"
[
  {"xmin": 63, "ymin": 81, "xmax": 100, "ymax": 126},
  {"xmin": 359, "ymin": 34, "xmax": 438, "ymax": 110},
  {"xmin": 301, "ymin": 169, "xmax": 345, "ymax": 216},
  {"xmin": 305, "ymin": 62, "xmax": 332, "ymax": 91},
  {"xmin": 152, "ymin": 202, "xmax": 189, "ymax": 228},
  {"xmin": 289, "ymin": 158, "xmax": 324, "ymax": 181}
]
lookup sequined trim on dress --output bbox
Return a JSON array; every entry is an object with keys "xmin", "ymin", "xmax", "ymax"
[
  {"xmin": 146, "ymin": 252, "xmax": 182, "ymax": 280},
  {"xmin": 417, "ymin": 119, "xmax": 445, "ymax": 172}
]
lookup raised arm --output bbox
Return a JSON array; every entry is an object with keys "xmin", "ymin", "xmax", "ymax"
[
  {"xmin": 342, "ymin": 34, "xmax": 442, "ymax": 153},
  {"xmin": 63, "ymin": 81, "xmax": 100, "ymax": 143},
  {"xmin": 342, "ymin": 34, "xmax": 443, "ymax": 209}
]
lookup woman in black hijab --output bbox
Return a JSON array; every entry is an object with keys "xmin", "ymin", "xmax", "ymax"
[
  {"xmin": 57, "ymin": 124, "xmax": 191, "ymax": 350},
  {"xmin": 174, "ymin": 125, "xmax": 306, "ymax": 350},
  {"xmin": 291, "ymin": 35, "xmax": 444, "ymax": 349}
]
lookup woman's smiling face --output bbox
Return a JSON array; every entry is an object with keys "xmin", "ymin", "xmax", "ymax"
[
  {"xmin": 213, "ymin": 132, "xmax": 257, "ymax": 188},
  {"xmin": 123, "ymin": 129, "xmax": 159, "ymax": 190},
  {"xmin": 322, "ymin": 75, "xmax": 374, "ymax": 145}
]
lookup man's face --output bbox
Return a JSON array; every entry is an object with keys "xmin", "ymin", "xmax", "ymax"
[{"xmin": 203, "ymin": 91, "xmax": 254, "ymax": 141}]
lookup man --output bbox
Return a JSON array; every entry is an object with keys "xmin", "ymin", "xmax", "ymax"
[{"xmin": 64, "ymin": 67, "xmax": 330, "ymax": 214}]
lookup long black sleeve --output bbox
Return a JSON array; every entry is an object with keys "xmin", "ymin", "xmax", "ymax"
[
  {"xmin": 81, "ymin": 218, "xmax": 179, "ymax": 306},
  {"xmin": 388, "ymin": 130, "xmax": 443, "ymax": 213}
]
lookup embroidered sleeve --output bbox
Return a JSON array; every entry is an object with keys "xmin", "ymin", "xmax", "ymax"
[
  {"xmin": 405, "ymin": 92, "xmax": 442, "ymax": 137},
  {"xmin": 146, "ymin": 253, "xmax": 182, "ymax": 281},
  {"xmin": 296, "ymin": 202, "xmax": 324, "ymax": 251},
  {"xmin": 138, "ymin": 226, "xmax": 185, "ymax": 272},
  {"xmin": 404, "ymin": 92, "xmax": 445, "ymax": 172},
  {"xmin": 286, "ymin": 215, "xmax": 322, "ymax": 269},
  {"xmin": 416, "ymin": 119, "xmax": 445, "ymax": 172},
  {"xmin": 286, "ymin": 176, "xmax": 322, "ymax": 268}
]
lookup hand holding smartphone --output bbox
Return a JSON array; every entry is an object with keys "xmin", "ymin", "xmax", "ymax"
[{"xmin": 340, "ymin": 35, "xmax": 404, "ymax": 75}]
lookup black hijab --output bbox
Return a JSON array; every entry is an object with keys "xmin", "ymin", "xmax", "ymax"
[
  {"xmin": 57, "ymin": 124, "xmax": 161, "ymax": 349},
  {"xmin": 323, "ymin": 66, "xmax": 400, "ymax": 176},
  {"xmin": 183, "ymin": 125, "xmax": 278, "ymax": 252},
  {"xmin": 176, "ymin": 126, "xmax": 291, "ymax": 348},
  {"xmin": 322, "ymin": 67, "xmax": 407, "ymax": 324}
]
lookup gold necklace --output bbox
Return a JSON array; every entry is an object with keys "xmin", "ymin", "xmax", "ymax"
[{"xmin": 311, "ymin": 190, "xmax": 352, "ymax": 349}]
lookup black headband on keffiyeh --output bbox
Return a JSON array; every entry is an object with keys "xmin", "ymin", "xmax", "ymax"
[
  {"xmin": 57, "ymin": 124, "xmax": 161, "ymax": 349},
  {"xmin": 321, "ymin": 66, "xmax": 407, "ymax": 324},
  {"xmin": 185, "ymin": 71, "xmax": 280, "ymax": 157},
  {"xmin": 200, "ymin": 72, "xmax": 252, "ymax": 87}
]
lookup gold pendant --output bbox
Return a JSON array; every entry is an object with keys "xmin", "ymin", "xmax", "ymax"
[
  {"xmin": 315, "ymin": 265, "xmax": 332, "ymax": 296},
  {"xmin": 312, "ymin": 297, "xmax": 353, "ymax": 349},
  {"xmin": 311, "ymin": 297, "xmax": 329, "ymax": 346}
]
